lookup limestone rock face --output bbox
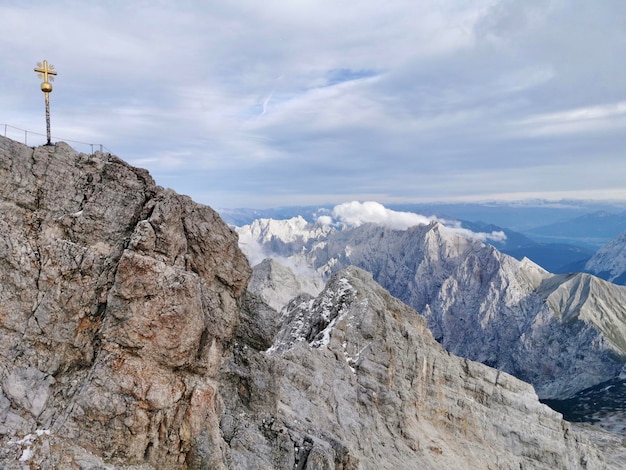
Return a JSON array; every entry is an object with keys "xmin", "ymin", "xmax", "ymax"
[
  {"xmin": 0, "ymin": 137, "xmax": 250, "ymax": 468},
  {"xmin": 1, "ymin": 136, "xmax": 623, "ymax": 469},
  {"xmin": 237, "ymin": 218, "xmax": 626, "ymax": 399},
  {"xmin": 252, "ymin": 267, "xmax": 623, "ymax": 469},
  {"xmin": 248, "ymin": 258, "xmax": 324, "ymax": 311},
  {"xmin": 585, "ymin": 229, "xmax": 626, "ymax": 284}
]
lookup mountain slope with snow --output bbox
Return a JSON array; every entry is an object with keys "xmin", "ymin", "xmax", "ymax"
[
  {"xmin": 585, "ymin": 230, "xmax": 626, "ymax": 285},
  {"xmin": 237, "ymin": 215, "xmax": 626, "ymax": 399},
  {"xmin": 263, "ymin": 267, "xmax": 623, "ymax": 469},
  {"xmin": 248, "ymin": 258, "xmax": 324, "ymax": 311}
]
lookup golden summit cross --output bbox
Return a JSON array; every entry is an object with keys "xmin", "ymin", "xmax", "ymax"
[
  {"xmin": 34, "ymin": 60, "xmax": 57, "ymax": 86},
  {"xmin": 34, "ymin": 60, "xmax": 57, "ymax": 145}
]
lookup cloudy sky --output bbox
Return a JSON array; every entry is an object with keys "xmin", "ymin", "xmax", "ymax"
[{"xmin": 1, "ymin": 0, "xmax": 625, "ymax": 209}]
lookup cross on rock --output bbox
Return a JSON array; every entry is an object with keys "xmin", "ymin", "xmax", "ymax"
[
  {"xmin": 34, "ymin": 59, "xmax": 58, "ymax": 145},
  {"xmin": 34, "ymin": 60, "xmax": 57, "ymax": 85}
]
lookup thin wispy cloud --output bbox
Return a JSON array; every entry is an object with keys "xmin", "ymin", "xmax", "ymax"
[{"xmin": 516, "ymin": 102, "xmax": 626, "ymax": 136}]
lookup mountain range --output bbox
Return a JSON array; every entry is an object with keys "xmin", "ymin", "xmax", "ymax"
[
  {"xmin": 236, "ymin": 215, "xmax": 626, "ymax": 401},
  {"xmin": 222, "ymin": 203, "xmax": 626, "ymax": 278},
  {"xmin": 2, "ymin": 135, "xmax": 625, "ymax": 467}
]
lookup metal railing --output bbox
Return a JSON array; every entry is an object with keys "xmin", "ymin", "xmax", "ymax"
[{"xmin": 1, "ymin": 123, "xmax": 114, "ymax": 155}]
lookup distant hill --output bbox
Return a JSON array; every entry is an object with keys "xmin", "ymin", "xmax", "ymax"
[
  {"xmin": 386, "ymin": 200, "xmax": 626, "ymax": 232},
  {"xmin": 218, "ymin": 201, "xmax": 626, "ymax": 228},
  {"xmin": 219, "ymin": 201, "xmax": 626, "ymax": 248},
  {"xmin": 503, "ymin": 243, "xmax": 594, "ymax": 274},
  {"xmin": 523, "ymin": 210, "xmax": 626, "ymax": 248}
]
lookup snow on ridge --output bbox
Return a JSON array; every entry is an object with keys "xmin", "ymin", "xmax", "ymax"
[
  {"xmin": 267, "ymin": 275, "xmax": 357, "ymax": 354},
  {"xmin": 241, "ymin": 215, "xmax": 332, "ymax": 244},
  {"xmin": 236, "ymin": 202, "xmax": 506, "ymax": 268},
  {"xmin": 8, "ymin": 429, "xmax": 51, "ymax": 463},
  {"xmin": 236, "ymin": 216, "xmax": 333, "ymax": 266}
]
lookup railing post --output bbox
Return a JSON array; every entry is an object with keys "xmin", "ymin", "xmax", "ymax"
[{"xmin": 3, "ymin": 124, "xmax": 111, "ymax": 155}]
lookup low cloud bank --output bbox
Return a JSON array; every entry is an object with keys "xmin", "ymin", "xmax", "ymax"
[
  {"xmin": 320, "ymin": 201, "xmax": 506, "ymax": 243},
  {"xmin": 441, "ymin": 223, "xmax": 507, "ymax": 243},
  {"xmin": 330, "ymin": 201, "xmax": 435, "ymax": 230}
]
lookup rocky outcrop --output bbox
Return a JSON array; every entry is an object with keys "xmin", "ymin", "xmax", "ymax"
[
  {"xmin": 0, "ymin": 137, "xmax": 250, "ymax": 468},
  {"xmin": 1, "ymin": 136, "xmax": 624, "ymax": 468},
  {"xmin": 260, "ymin": 267, "xmax": 622, "ymax": 469}
]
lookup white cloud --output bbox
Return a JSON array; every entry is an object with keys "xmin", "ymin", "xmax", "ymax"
[
  {"xmin": 440, "ymin": 224, "xmax": 508, "ymax": 243},
  {"xmin": 332, "ymin": 201, "xmax": 435, "ymax": 230},
  {"xmin": 331, "ymin": 201, "xmax": 507, "ymax": 243},
  {"xmin": 514, "ymin": 101, "xmax": 626, "ymax": 136},
  {"xmin": 317, "ymin": 215, "xmax": 333, "ymax": 226}
]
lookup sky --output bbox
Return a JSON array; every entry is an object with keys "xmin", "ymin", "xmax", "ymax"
[{"xmin": 2, "ymin": 0, "xmax": 626, "ymax": 209}]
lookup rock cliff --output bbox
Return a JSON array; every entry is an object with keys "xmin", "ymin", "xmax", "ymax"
[
  {"xmin": 0, "ymin": 136, "xmax": 624, "ymax": 468},
  {"xmin": 0, "ymin": 136, "xmax": 250, "ymax": 468},
  {"xmin": 248, "ymin": 258, "xmax": 324, "ymax": 311},
  {"xmin": 238, "ymin": 218, "xmax": 626, "ymax": 399}
]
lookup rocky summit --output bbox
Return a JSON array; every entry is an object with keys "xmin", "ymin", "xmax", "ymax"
[{"xmin": 0, "ymin": 136, "xmax": 625, "ymax": 469}]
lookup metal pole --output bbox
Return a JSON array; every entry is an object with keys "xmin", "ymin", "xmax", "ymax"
[
  {"xmin": 34, "ymin": 60, "xmax": 57, "ymax": 146},
  {"xmin": 45, "ymin": 92, "xmax": 51, "ymax": 145}
]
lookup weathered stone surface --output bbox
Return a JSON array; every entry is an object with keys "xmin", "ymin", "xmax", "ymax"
[
  {"xmin": 1, "ymin": 136, "xmax": 623, "ymax": 468},
  {"xmin": 237, "ymin": 267, "xmax": 625, "ymax": 469},
  {"xmin": 0, "ymin": 137, "xmax": 250, "ymax": 469},
  {"xmin": 217, "ymin": 260, "xmax": 626, "ymax": 468},
  {"xmin": 237, "ymin": 217, "xmax": 626, "ymax": 399},
  {"xmin": 586, "ymin": 229, "xmax": 626, "ymax": 284}
]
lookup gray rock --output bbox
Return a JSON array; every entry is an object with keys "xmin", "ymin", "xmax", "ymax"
[
  {"xmin": 262, "ymin": 267, "xmax": 622, "ymax": 469},
  {"xmin": 1, "ymin": 136, "xmax": 623, "ymax": 468},
  {"xmin": 238, "ymin": 217, "xmax": 626, "ymax": 399},
  {"xmin": 586, "ymin": 229, "xmax": 626, "ymax": 284},
  {"xmin": 0, "ymin": 137, "xmax": 249, "ymax": 469},
  {"xmin": 249, "ymin": 258, "xmax": 325, "ymax": 311}
]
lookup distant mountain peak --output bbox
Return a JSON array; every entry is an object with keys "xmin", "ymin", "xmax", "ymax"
[{"xmin": 238, "ymin": 213, "xmax": 626, "ymax": 400}]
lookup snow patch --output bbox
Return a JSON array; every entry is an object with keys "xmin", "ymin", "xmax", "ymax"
[{"xmin": 9, "ymin": 429, "xmax": 51, "ymax": 463}]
